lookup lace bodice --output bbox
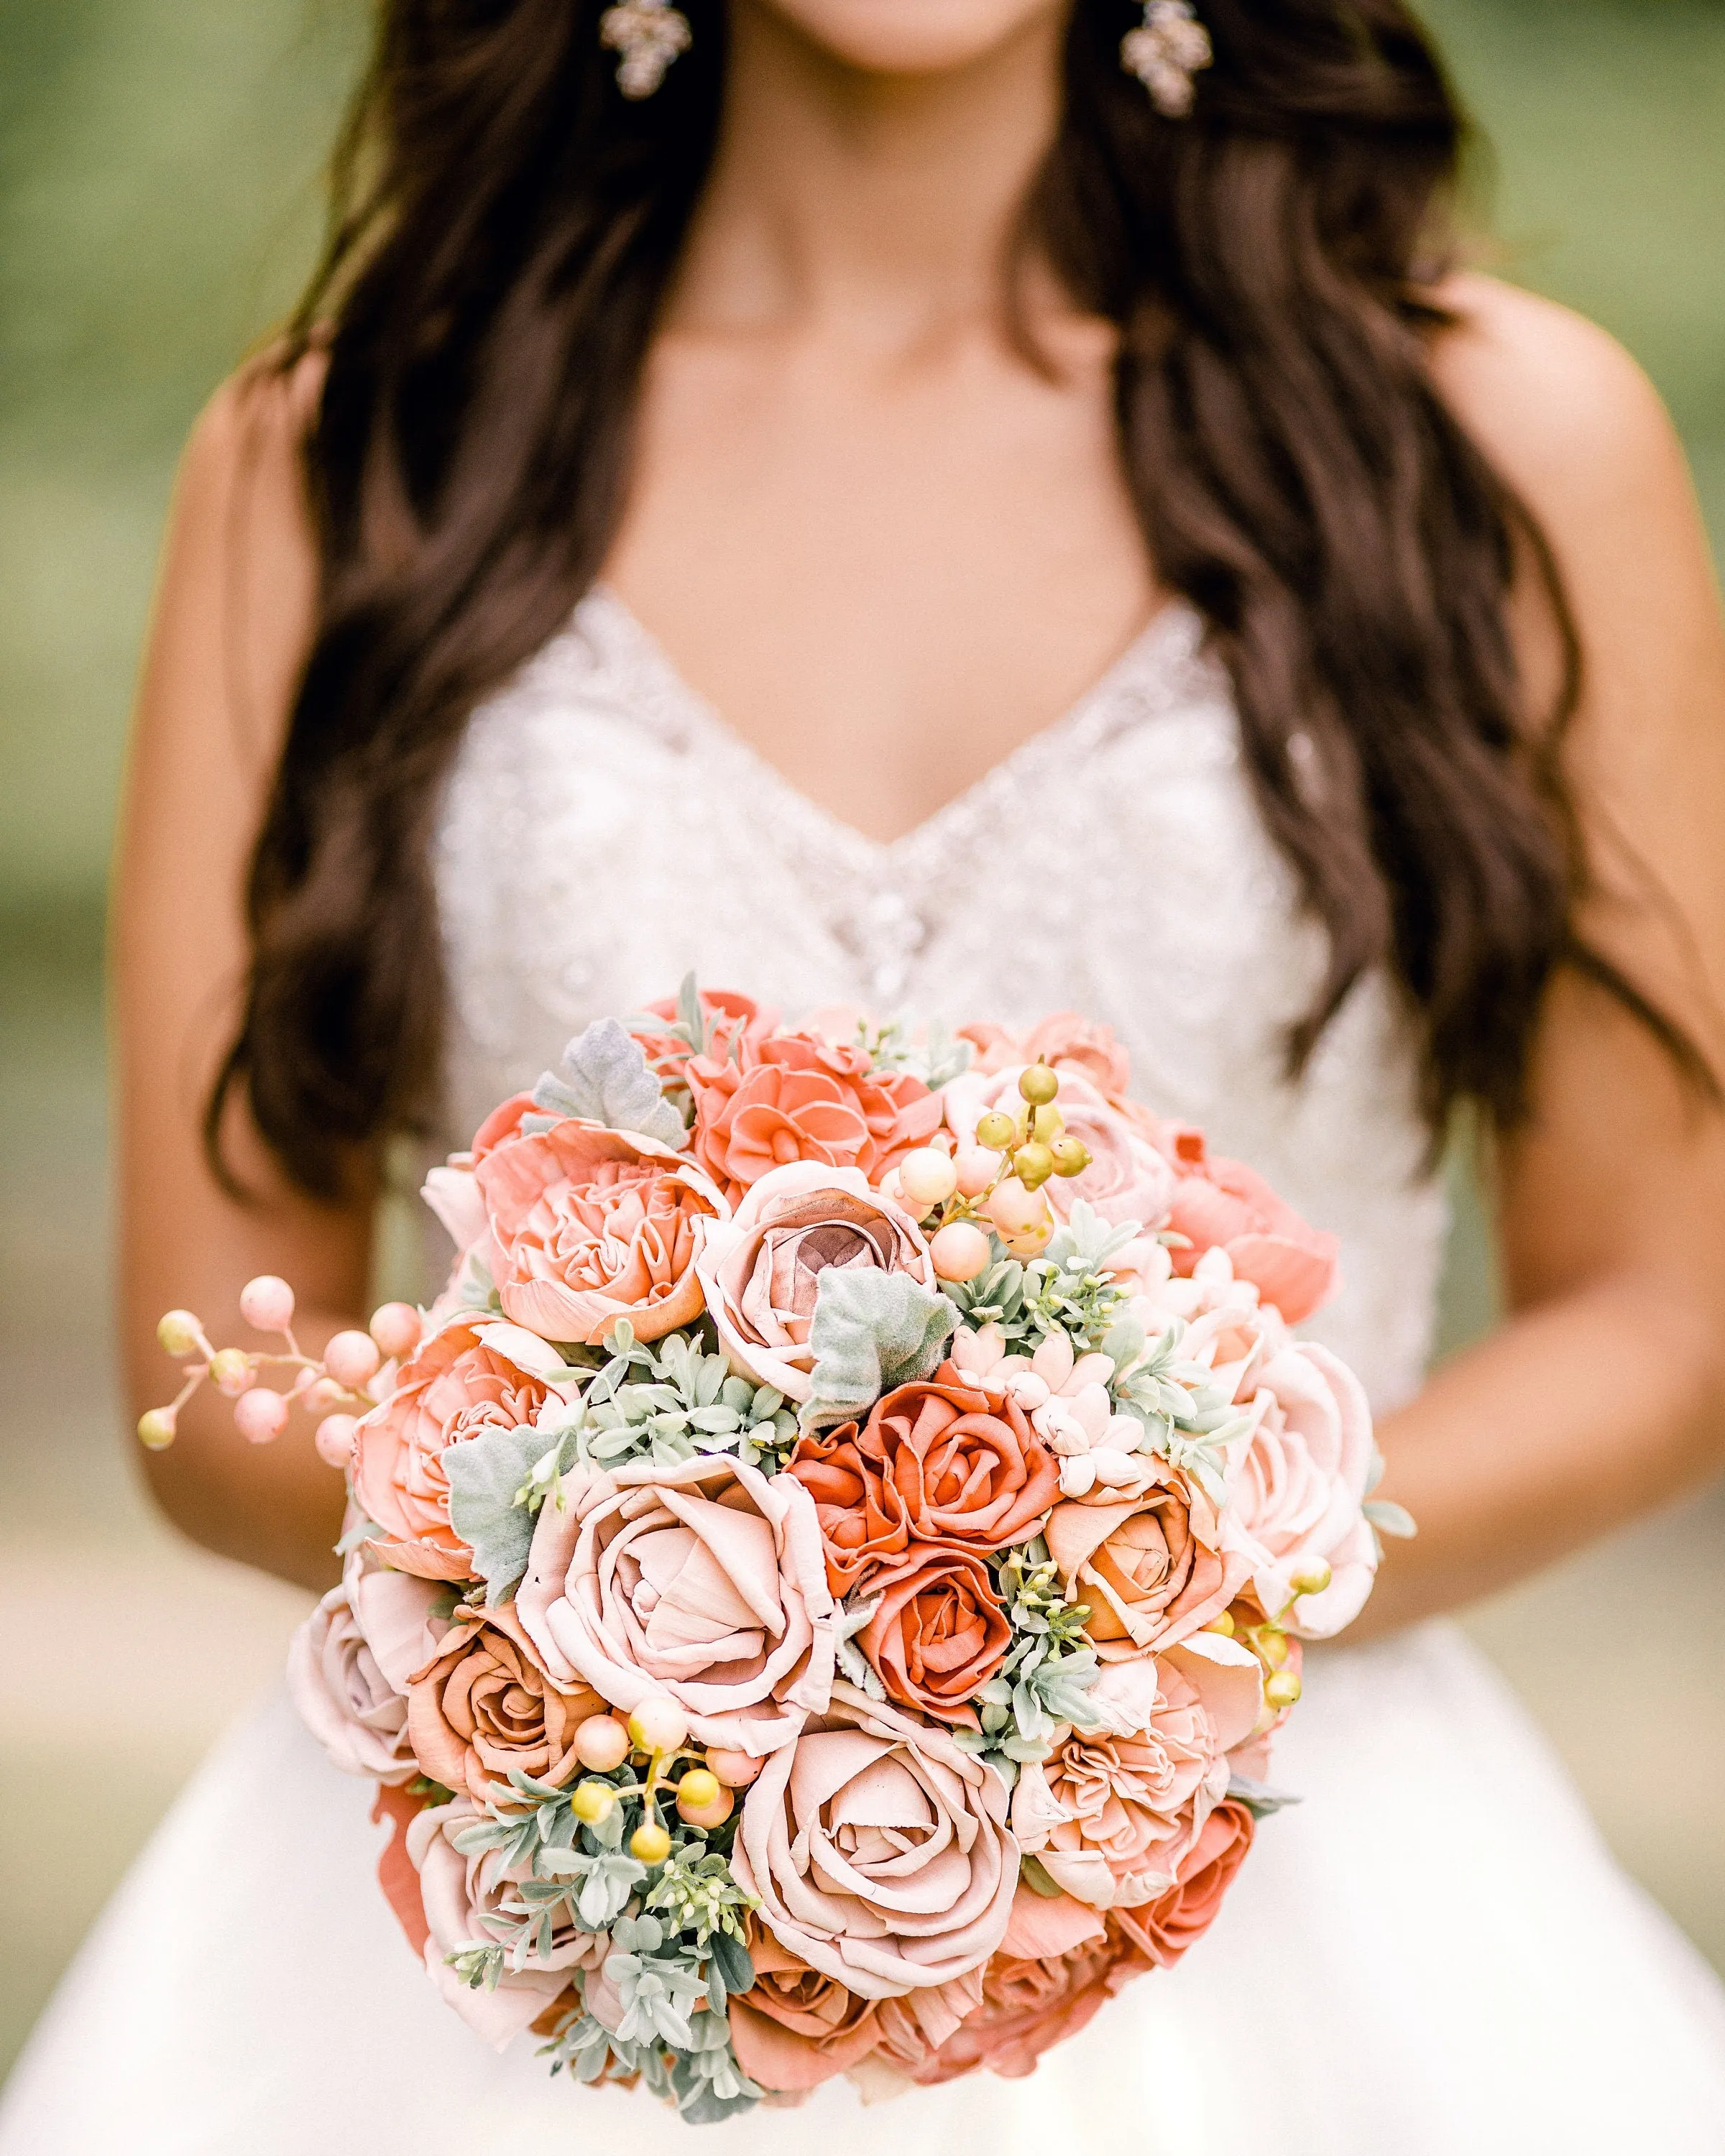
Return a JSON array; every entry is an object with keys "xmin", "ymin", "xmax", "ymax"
[{"xmin": 434, "ymin": 587, "xmax": 1446, "ymax": 1412}]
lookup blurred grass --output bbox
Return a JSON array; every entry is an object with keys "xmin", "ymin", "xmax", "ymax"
[{"xmin": 1, "ymin": 0, "xmax": 1724, "ymax": 2093}]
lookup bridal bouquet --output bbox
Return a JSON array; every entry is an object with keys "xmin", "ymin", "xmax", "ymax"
[{"xmin": 145, "ymin": 985, "xmax": 1409, "ymax": 2122}]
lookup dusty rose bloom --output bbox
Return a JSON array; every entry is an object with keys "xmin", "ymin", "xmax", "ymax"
[
  {"xmin": 517, "ymin": 1453, "xmax": 834, "ymax": 1754},
  {"xmin": 730, "ymin": 1682, "xmax": 1018, "ymax": 1997},
  {"xmin": 696, "ymin": 1162, "xmax": 936, "ymax": 1404},
  {"xmin": 1044, "ymin": 1468, "xmax": 1253, "ymax": 1658},
  {"xmin": 288, "ymin": 1575, "xmax": 441, "ymax": 1784},
  {"xmin": 853, "ymin": 1542, "xmax": 1012, "ymax": 1726},
  {"xmin": 404, "ymin": 1600, "xmax": 605, "ymax": 1803},
  {"xmin": 1107, "ymin": 1799, "xmax": 1255, "ymax": 1970},
  {"xmin": 1151, "ymin": 1123, "xmax": 1340, "ymax": 1324},
  {"xmin": 352, "ymin": 1322, "xmax": 552, "ymax": 1581},
  {"xmin": 688, "ymin": 1031, "xmax": 943, "ymax": 1202},
  {"xmin": 1019, "ymin": 1012, "xmax": 1134, "ymax": 1097},
  {"xmin": 475, "ymin": 1120, "xmax": 726, "ymax": 1345},
  {"xmin": 726, "ymin": 1934, "xmax": 981, "ymax": 2095}
]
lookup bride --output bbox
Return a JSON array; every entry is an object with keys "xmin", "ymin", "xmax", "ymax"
[{"xmin": 8, "ymin": 0, "xmax": 1725, "ymax": 2148}]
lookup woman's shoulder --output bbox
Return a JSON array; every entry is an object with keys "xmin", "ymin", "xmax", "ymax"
[{"xmin": 177, "ymin": 343, "xmax": 327, "ymax": 535}]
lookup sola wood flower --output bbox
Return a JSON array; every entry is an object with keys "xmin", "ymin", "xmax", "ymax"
[
  {"xmin": 405, "ymin": 1601, "xmax": 606, "ymax": 1804},
  {"xmin": 1154, "ymin": 1125, "xmax": 1340, "ymax": 1324},
  {"xmin": 517, "ymin": 1453, "xmax": 836, "ymax": 1754},
  {"xmin": 288, "ymin": 1572, "xmax": 443, "ymax": 1784},
  {"xmin": 730, "ymin": 1682, "xmax": 1019, "ymax": 1998},
  {"xmin": 726, "ymin": 1933, "xmax": 982, "ymax": 2095},
  {"xmin": 475, "ymin": 1120, "xmax": 727, "ymax": 1345},
  {"xmin": 1107, "ymin": 1798, "xmax": 1256, "ymax": 1969},
  {"xmin": 852, "ymin": 1542, "xmax": 1012, "ymax": 1726},
  {"xmin": 696, "ymin": 1161, "xmax": 937, "ymax": 1404},
  {"xmin": 1044, "ymin": 1462, "xmax": 1253, "ymax": 1657}
]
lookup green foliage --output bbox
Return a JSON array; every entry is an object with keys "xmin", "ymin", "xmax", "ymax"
[
  {"xmin": 800, "ymin": 1268, "xmax": 961, "ymax": 1432},
  {"xmin": 946, "ymin": 1204, "xmax": 1138, "ymax": 1355},
  {"xmin": 549, "ymin": 1321, "xmax": 798, "ymax": 1473},
  {"xmin": 528, "ymin": 1018, "xmax": 686, "ymax": 1147}
]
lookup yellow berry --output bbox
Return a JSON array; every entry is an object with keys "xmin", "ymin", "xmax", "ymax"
[
  {"xmin": 1264, "ymin": 1670, "xmax": 1302, "ymax": 1711},
  {"xmin": 898, "ymin": 1148, "xmax": 958, "ymax": 1210},
  {"xmin": 1289, "ymin": 1557, "xmax": 1333, "ymax": 1599},
  {"xmin": 1018, "ymin": 1063, "xmax": 1060, "ymax": 1107},
  {"xmin": 676, "ymin": 1769, "xmax": 721, "ymax": 1811},
  {"xmin": 677, "ymin": 1784, "xmax": 735, "ymax": 1830},
  {"xmin": 628, "ymin": 1695, "xmax": 689, "ymax": 1754},
  {"xmin": 975, "ymin": 1110, "xmax": 1016, "ymax": 1152},
  {"xmin": 630, "ymin": 1820, "xmax": 673, "ymax": 1865},
  {"xmin": 1257, "ymin": 1626, "xmax": 1290, "ymax": 1669},
  {"xmin": 1201, "ymin": 1610, "xmax": 1236, "ymax": 1637},
  {"xmin": 209, "ymin": 1349, "xmax": 254, "ymax": 1397},
  {"xmin": 156, "ymin": 1310, "xmax": 202, "ymax": 1358},
  {"xmin": 137, "ymin": 1408, "xmax": 178, "ymax": 1451},
  {"xmin": 572, "ymin": 1780, "xmax": 617, "ymax": 1825},
  {"xmin": 1030, "ymin": 1104, "xmax": 1064, "ymax": 1143},
  {"xmin": 1013, "ymin": 1142, "xmax": 1055, "ymax": 1190},
  {"xmin": 1049, "ymin": 1137, "xmax": 1092, "ymax": 1179}
]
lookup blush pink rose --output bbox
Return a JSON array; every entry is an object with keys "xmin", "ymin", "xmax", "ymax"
[
  {"xmin": 1044, "ymin": 1468, "xmax": 1254, "ymax": 1658},
  {"xmin": 1153, "ymin": 1125, "xmax": 1340, "ymax": 1325},
  {"xmin": 475, "ymin": 1120, "xmax": 726, "ymax": 1345},
  {"xmin": 730, "ymin": 1682, "xmax": 1019, "ymax": 1998},
  {"xmin": 688, "ymin": 1032, "xmax": 943, "ymax": 1202},
  {"xmin": 696, "ymin": 1163, "xmax": 936, "ymax": 1404},
  {"xmin": 404, "ymin": 1602, "xmax": 606, "ymax": 1803},
  {"xmin": 1009, "ymin": 1642, "xmax": 1261, "ymax": 1908},
  {"xmin": 727, "ymin": 1934, "xmax": 982, "ymax": 2096},
  {"xmin": 1233, "ymin": 1341, "xmax": 1377, "ymax": 1638},
  {"xmin": 944, "ymin": 1067, "xmax": 1174, "ymax": 1233},
  {"xmin": 1106, "ymin": 1798, "xmax": 1255, "ymax": 1969},
  {"xmin": 1018, "ymin": 1012, "xmax": 1133, "ymax": 1097},
  {"xmin": 517, "ymin": 1453, "xmax": 835, "ymax": 1755},
  {"xmin": 352, "ymin": 1322, "xmax": 553, "ymax": 1581},
  {"xmin": 288, "ymin": 1573, "xmax": 442, "ymax": 1784}
]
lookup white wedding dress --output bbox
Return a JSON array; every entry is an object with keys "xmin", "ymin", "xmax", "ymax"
[{"xmin": 8, "ymin": 590, "xmax": 1725, "ymax": 2152}]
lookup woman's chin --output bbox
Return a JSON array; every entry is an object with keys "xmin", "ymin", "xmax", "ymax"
[{"xmin": 743, "ymin": 0, "xmax": 1064, "ymax": 78}]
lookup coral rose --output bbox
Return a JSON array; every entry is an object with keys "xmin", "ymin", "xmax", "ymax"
[
  {"xmin": 405, "ymin": 1601, "xmax": 605, "ymax": 1803},
  {"xmin": 1044, "ymin": 1466, "xmax": 1254, "ymax": 1657},
  {"xmin": 853, "ymin": 1542, "xmax": 1011, "ymax": 1726},
  {"xmin": 696, "ymin": 1162, "xmax": 936, "ymax": 1404},
  {"xmin": 632, "ymin": 986, "xmax": 775, "ymax": 1082},
  {"xmin": 688, "ymin": 1032, "xmax": 942, "ymax": 1202},
  {"xmin": 352, "ymin": 1322, "xmax": 553, "ymax": 1581},
  {"xmin": 1233, "ymin": 1340, "xmax": 1376, "ymax": 1638},
  {"xmin": 288, "ymin": 1573, "xmax": 443, "ymax": 1783},
  {"xmin": 727, "ymin": 1934, "xmax": 982, "ymax": 2095},
  {"xmin": 1010, "ymin": 1643, "xmax": 1261, "ymax": 1908},
  {"xmin": 731, "ymin": 1681, "xmax": 1018, "ymax": 1997},
  {"xmin": 1154, "ymin": 1126, "xmax": 1340, "ymax": 1325},
  {"xmin": 944, "ymin": 1066, "xmax": 1174, "ymax": 1233},
  {"xmin": 517, "ymin": 1453, "xmax": 835, "ymax": 1754},
  {"xmin": 786, "ymin": 1377, "xmax": 1057, "ymax": 1594},
  {"xmin": 1020, "ymin": 1011, "xmax": 1133, "ymax": 1098},
  {"xmin": 474, "ymin": 1119, "xmax": 726, "ymax": 1345},
  {"xmin": 408, "ymin": 1797, "xmax": 607, "ymax": 2049},
  {"xmin": 1107, "ymin": 1799, "xmax": 1255, "ymax": 1969}
]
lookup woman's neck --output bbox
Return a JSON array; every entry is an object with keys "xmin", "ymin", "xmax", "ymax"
[{"xmin": 667, "ymin": 2, "xmax": 1067, "ymax": 351}]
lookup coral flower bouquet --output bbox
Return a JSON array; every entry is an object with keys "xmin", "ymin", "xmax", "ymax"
[{"xmin": 145, "ymin": 982, "xmax": 1412, "ymax": 2123}]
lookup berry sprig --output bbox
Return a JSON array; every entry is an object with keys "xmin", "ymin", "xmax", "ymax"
[
  {"xmin": 883, "ymin": 1060, "xmax": 1093, "ymax": 1286},
  {"xmin": 140, "ymin": 1273, "xmax": 424, "ymax": 1468},
  {"xmin": 563, "ymin": 1695, "xmax": 760, "ymax": 1860}
]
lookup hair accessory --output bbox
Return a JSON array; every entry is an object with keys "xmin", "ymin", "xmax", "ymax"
[
  {"xmin": 599, "ymin": 0, "xmax": 692, "ymax": 98},
  {"xmin": 1121, "ymin": 1, "xmax": 1213, "ymax": 117}
]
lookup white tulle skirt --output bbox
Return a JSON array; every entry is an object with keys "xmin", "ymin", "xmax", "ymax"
[{"xmin": 5, "ymin": 1621, "xmax": 1724, "ymax": 2156}]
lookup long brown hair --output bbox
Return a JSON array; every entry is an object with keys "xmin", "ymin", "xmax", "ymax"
[{"xmin": 213, "ymin": 0, "xmax": 1701, "ymax": 1199}]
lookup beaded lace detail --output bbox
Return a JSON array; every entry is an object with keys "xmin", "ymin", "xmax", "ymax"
[{"xmin": 434, "ymin": 586, "xmax": 1446, "ymax": 1411}]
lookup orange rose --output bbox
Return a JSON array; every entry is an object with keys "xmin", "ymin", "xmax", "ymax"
[
  {"xmin": 688, "ymin": 1032, "xmax": 942, "ymax": 1202},
  {"xmin": 853, "ymin": 1542, "xmax": 1012, "ymax": 1727},
  {"xmin": 1044, "ymin": 1469, "xmax": 1250, "ymax": 1658},
  {"xmin": 352, "ymin": 1322, "xmax": 552, "ymax": 1581},
  {"xmin": 404, "ymin": 1602, "xmax": 604, "ymax": 1803},
  {"xmin": 727, "ymin": 1933, "xmax": 983, "ymax": 2096},
  {"xmin": 1106, "ymin": 1799, "xmax": 1255, "ymax": 1969}
]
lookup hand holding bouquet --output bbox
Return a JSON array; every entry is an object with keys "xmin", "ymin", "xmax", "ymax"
[{"xmin": 145, "ymin": 985, "xmax": 1410, "ymax": 2122}]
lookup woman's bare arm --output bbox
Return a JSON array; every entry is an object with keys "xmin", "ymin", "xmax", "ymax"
[
  {"xmin": 1359, "ymin": 276, "xmax": 1725, "ymax": 1633},
  {"xmin": 115, "ymin": 356, "xmax": 358, "ymax": 1590}
]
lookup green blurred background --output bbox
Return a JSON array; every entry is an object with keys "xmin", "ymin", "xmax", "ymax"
[{"xmin": 3, "ymin": 0, "xmax": 1724, "ymax": 2088}]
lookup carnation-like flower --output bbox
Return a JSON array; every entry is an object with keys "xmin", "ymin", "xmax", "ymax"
[
  {"xmin": 408, "ymin": 1797, "xmax": 606, "ymax": 2048},
  {"xmin": 1008, "ymin": 1644, "xmax": 1261, "ymax": 1908},
  {"xmin": 943, "ymin": 1065, "xmax": 1174, "ymax": 1233},
  {"xmin": 688, "ymin": 1032, "xmax": 943, "ymax": 1202},
  {"xmin": 1044, "ymin": 1466, "xmax": 1253, "ymax": 1657},
  {"xmin": 786, "ymin": 1377, "xmax": 1057, "ymax": 1594},
  {"xmin": 696, "ymin": 1162, "xmax": 937, "ymax": 1404},
  {"xmin": 352, "ymin": 1322, "xmax": 553, "ymax": 1581},
  {"xmin": 852, "ymin": 1542, "xmax": 1012, "ymax": 1726},
  {"xmin": 730, "ymin": 1682, "xmax": 1019, "ymax": 1998},
  {"xmin": 405, "ymin": 1601, "xmax": 606, "ymax": 1803},
  {"xmin": 1232, "ymin": 1340, "xmax": 1376, "ymax": 1637},
  {"xmin": 1106, "ymin": 1798, "xmax": 1255, "ymax": 1968},
  {"xmin": 288, "ymin": 1573, "xmax": 442, "ymax": 1783},
  {"xmin": 1151, "ymin": 1124, "xmax": 1340, "ymax": 1325},
  {"xmin": 474, "ymin": 1120, "xmax": 727, "ymax": 1345},
  {"xmin": 517, "ymin": 1453, "xmax": 835, "ymax": 1754},
  {"xmin": 726, "ymin": 1935, "xmax": 982, "ymax": 2096}
]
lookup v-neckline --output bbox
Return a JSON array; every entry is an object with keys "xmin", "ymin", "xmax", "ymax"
[{"xmin": 583, "ymin": 582, "xmax": 1201, "ymax": 867}]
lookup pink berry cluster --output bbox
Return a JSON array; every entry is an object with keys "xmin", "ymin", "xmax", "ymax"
[
  {"xmin": 140, "ymin": 1277, "xmax": 424, "ymax": 1468},
  {"xmin": 881, "ymin": 1059, "xmax": 1092, "ymax": 1285}
]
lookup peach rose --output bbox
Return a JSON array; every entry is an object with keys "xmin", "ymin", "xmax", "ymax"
[
  {"xmin": 474, "ymin": 1119, "xmax": 726, "ymax": 1345},
  {"xmin": 727, "ymin": 1934, "xmax": 982, "ymax": 2095},
  {"xmin": 407, "ymin": 1797, "xmax": 607, "ymax": 2050},
  {"xmin": 696, "ymin": 1163, "xmax": 936, "ymax": 1404},
  {"xmin": 405, "ymin": 1601, "xmax": 605, "ymax": 1803},
  {"xmin": 853, "ymin": 1542, "xmax": 1011, "ymax": 1727},
  {"xmin": 288, "ymin": 1573, "xmax": 442, "ymax": 1783},
  {"xmin": 1233, "ymin": 1341, "xmax": 1376, "ymax": 1638},
  {"xmin": 517, "ymin": 1453, "xmax": 835, "ymax": 1754},
  {"xmin": 1106, "ymin": 1798, "xmax": 1255, "ymax": 1969},
  {"xmin": 688, "ymin": 1032, "xmax": 943, "ymax": 1202},
  {"xmin": 1154, "ymin": 1126, "xmax": 1340, "ymax": 1325},
  {"xmin": 731, "ymin": 1682, "xmax": 1018, "ymax": 1997},
  {"xmin": 944, "ymin": 1066, "xmax": 1174, "ymax": 1233},
  {"xmin": 1044, "ymin": 1468, "xmax": 1254, "ymax": 1658},
  {"xmin": 1019, "ymin": 1012, "xmax": 1133, "ymax": 1097},
  {"xmin": 786, "ymin": 1378, "xmax": 1058, "ymax": 1593},
  {"xmin": 1009, "ymin": 1643, "xmax": 1261, "ymax": 1908},
  {"xmin": 352, "ymin": 1322, "xmax": 553, "ymax": 1581}
]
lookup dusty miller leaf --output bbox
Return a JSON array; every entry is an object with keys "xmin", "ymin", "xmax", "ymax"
[
  {"xmin": 445, "ymin": 1421, "xmax": 566, "ymax": 1603},
  {"xmin": 799, "ymin": 1268, "xmax": 960, "ymax": 1432},
  {"xmin": 531, "ymin": 1018, "xmax": 685, "ymax": 1146}
]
